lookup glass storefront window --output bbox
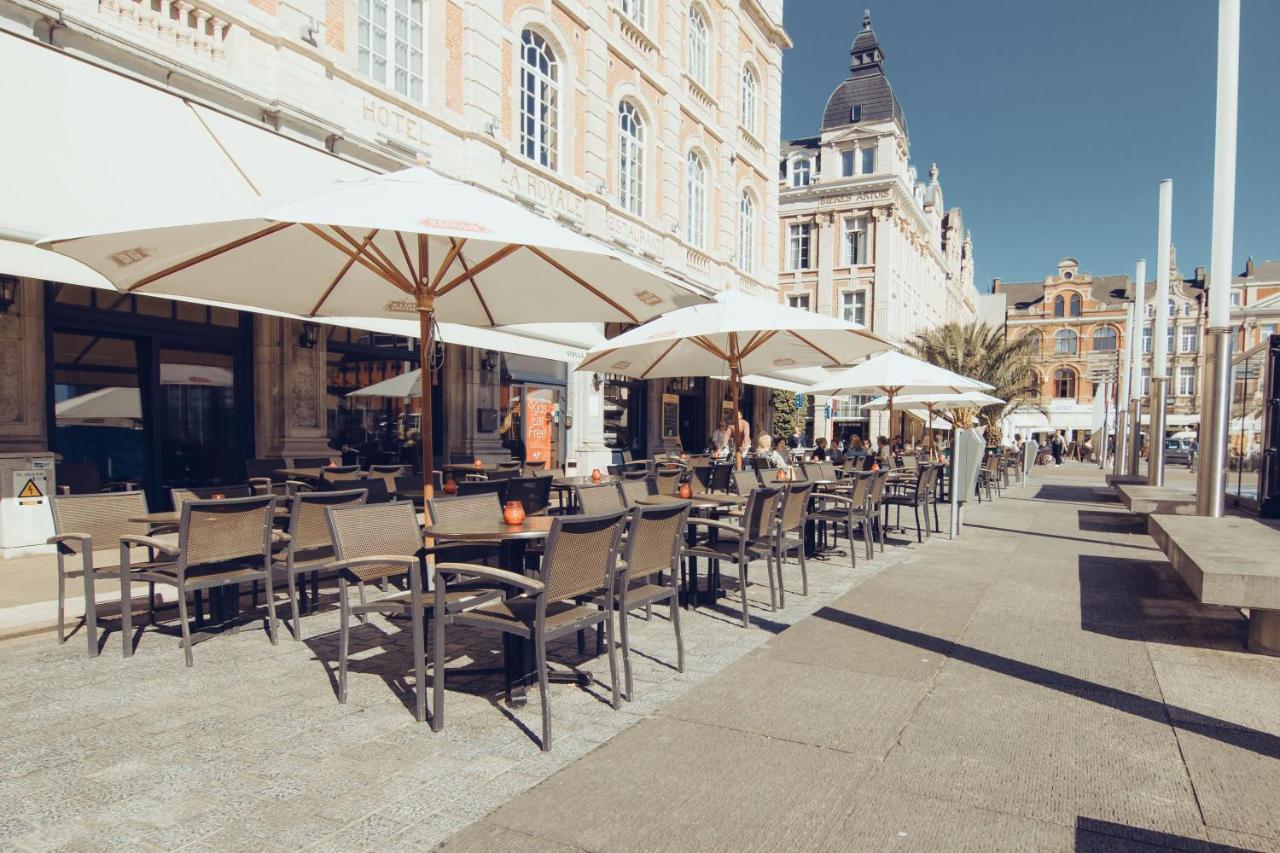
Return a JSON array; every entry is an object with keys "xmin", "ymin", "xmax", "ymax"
[
  {"xmin": 325, "ymin": 325, "xmax": 419, "ymax": 466},
  {"xmin": 52, "ymin": 332, "xmax": 145, "ymax": 487}
]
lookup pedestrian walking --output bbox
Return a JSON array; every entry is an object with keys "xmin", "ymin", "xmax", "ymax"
[{"xmin": 1051, "ymin": 430, "xmax": 1065, "ymax": 467}]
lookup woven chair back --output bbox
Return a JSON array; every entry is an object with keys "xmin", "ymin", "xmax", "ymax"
[
  {"xmin": 320, "ymin": 466, "xmax": 362, "ymax": 484},
  {"xmin": 289, "ymin": 489, "xmax": 367, "ymax": 553},
  {"xmin": 623, "ymin": 502, "xmax": 689, "ymax": 579},
  {"xmin": 50, "ymin": 492, "xmax": 150, "ymax": 553},
  {"xmin": 541, "ymin": 510, "xmax": 627, "ymax": 601},
  {"xmin": 171, "ymin": 485, "xmax": 253, "ymax": 512},
  {"xmin": 654, "ymin": 470, "xmax": 681, "ymax": 496},
  {"xmin": 575, "ymin": 482, "xmax": 625, "ymax": 514},
  {"xmin": 778, "ymin": 481, "xmax": 813, "ymax": 534},
  {"xmin": 328, "ymin": 501, "xmax": 422, "ymax": 583},
  {"xmin": 732, "ymin": 469, "xmax": 760, "ymax": 495},
  {"xmin": 742, "ymin": 487, "xmax": 782, "ymax": 541},
  {"xmin": 507, "ymin": 475, "xmax": 553, "ymax": 514},
  {"xmin": 456, "ymin": 478, "xmax": 508, "ymax": 502},
  {"xmin": 180, "ymin": 496, "xmax": 275, "ymax": 567},
  {"xmin": 428, "ymin": 493, "xmax": 503, "ymax": 527},
  {"xmin": 618, "ymin": 478, "xmax": 653, "ymax": 507}
]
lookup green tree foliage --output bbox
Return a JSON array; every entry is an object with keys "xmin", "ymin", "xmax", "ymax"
[
  {"xmin": 770, "ymin": 390, "xmax": 806, "ymax": 442},
  {"xmin": 905, "ymin": 320, "xmax": 1043, "ymax": 444}
]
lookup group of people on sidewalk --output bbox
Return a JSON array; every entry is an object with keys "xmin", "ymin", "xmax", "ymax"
[{"xmin": 707, "ymin": 413, "xmax": 912, "ymax": 474}]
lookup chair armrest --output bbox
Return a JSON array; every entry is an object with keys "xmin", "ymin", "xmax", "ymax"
[
  {"xmin": 422, "ymin": 542, "xmax": 500, "ymax": 558},
  {"xmin": 331, "ymin": 554, "xmax": 419, "ymax": 583},
  {"xmin": 119, "ymin": 534, "xmax": 179, "ymax": 556},
  {"xmin": 285, "ymin": 480, "xmax": 314, "ymax": 493},
  {"xmin": 47, "ymin": 532, "xmax": 90, "ymax": 552},
  {"xmin": 433, "ymin": 563, "xmax": 545, "ymax": 594},
  {"xmin": 686, "ymin": 518, "xmax": 744, "ymax": 536},
  {"xmin": 809, "ymin": 494, "xmax": 855, "ymax": 508},
  {"xmin": 247, "ymin": 476, "xmax": 272, "ymax": 495},
  {"xmin": 57, "ymin": 485, "xmax": 71, "ymax": 495}
]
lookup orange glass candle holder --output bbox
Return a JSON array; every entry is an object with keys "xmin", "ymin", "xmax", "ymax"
[
  {"xmin": 443, "ymin": 478, "xmax": 458, "ymax": 494},
  {"xmin": 503, "ymin": 500, "xmax": 526, "ymax": 525},
  {"xmin": 473, "ymin": 458, "xmax": 484, "ymax": 469},
  {"xmin": 678, "ymin": 483, "xmax": 692, "ymax": 499},
  {"xmin": 590, "ymin": 468, "xmax": 602, "ymax": 482}
]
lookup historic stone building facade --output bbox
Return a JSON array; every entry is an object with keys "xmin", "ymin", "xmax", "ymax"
[
  {"xmin": 775, "ymin": 12, "xmax": 975, "ymax": 439},
  {"xmin": 0, "ymin": 0, "xmax": 789, "ymax": 503},
  {"xmin": 996, "ymin": 257, "xmax": 1205, "ymax": 441}
]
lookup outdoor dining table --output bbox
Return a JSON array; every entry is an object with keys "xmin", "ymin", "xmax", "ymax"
[
  {"xmin": 273, "ymin": 467, "xmax": 327, "ymax": 483},
  {"xmin": 421, "ymin": 515, "xmax": 583, "ymax": 706},
  {"xmin": 442, "ymin": 463, "xmax": 505, "ymax": 476},
  {"xmin": 550, "ymin": 474, "xmax": 622, "ymax": 512}
]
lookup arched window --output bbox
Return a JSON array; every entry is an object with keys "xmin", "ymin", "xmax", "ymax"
[
  {"xmin": 687, "ymin": 6, "xmax": 708, "ymax": 88},
  {"xmin": 790, "ymin": 157, "xmax": 811, "ymax": 187},
  {"xmin": 1024, "ymin": 330, "xmax": 1042, "ymax": 353},
  {"xmin": 1068, "ymin": 293, "xmax": 1082, "ymax": 317},
  {"xmin": 1053, "ymin": 295, "xmax": 1066, "ymax": 317},
  {"xmin": 740, "ymin": 65, "xmax": 758, "ymax": 134},
  {"xmin": 618, "ymin": 101, "xmax": 645, "ymax": 216},
  {"xmin": 1053, "ymin": 367, "xmax": 1077, "ymax": 400},
  {"xmin": 520, "ymin": 30, "xmax": 559, "ymax": 169},
  {"xmin": 738, "ymin": 191, "xmax": 755, "ymax": 274},
  {"xmin": 1091, "ymin": 326, "xmax": 1117, "ymax": 352},
  {"xmin": 685, "ymin": 151, "xmax": 706, "ymax": 248},
  {"xmin": 1054, "ymin": 328, "xmax": 1077, "ymax": 355}
]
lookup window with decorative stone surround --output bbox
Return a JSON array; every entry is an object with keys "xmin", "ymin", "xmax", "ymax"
[
  {"xmin": 688, "ymin": 5, "xmax": 709, "ymax": 88},
  {"xmin": 740, "ymin": 65, "xmax": 758, "ymax": 133},
  {"xmin": 620, "ymin": 0, "xmax": 646, "ymax": 29},
  {"xmin": 358, "ymin": 0, "xmax": 425, "ymax": 101},
  {"xmin": 519, "ymin": 30, "xmax": 558, "ymax": 170},
  {"xmin": 686, "ymin": 151, "xmax": 706, "ymax": 248},
  {"xmin": 788, "ymin": 223, "xmax": 811, "ymax": 271},
  {"xmin": 738, "ymin": 192, "xmax": 755, "ymax": 274},
  {"xmin": 618, "ymin": 101, "xmax": 645, "ymax": 216}
]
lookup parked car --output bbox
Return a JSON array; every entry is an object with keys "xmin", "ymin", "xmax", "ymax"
[{"xmin": 1164, "ymin": 437, "xmax": 1196, "ymax": 467}]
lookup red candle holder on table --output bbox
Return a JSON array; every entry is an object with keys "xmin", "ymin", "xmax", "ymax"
[
  {"xmin": 590, "ymin": 468, "xmax": 602, "ymax": 482},
  {"xmin": 503, "ymin": 501, "xmax": 526, "ymax": 525},
  {"xmin": 443, "ymin": 478, "xmax": 458, "ymax": 495}
]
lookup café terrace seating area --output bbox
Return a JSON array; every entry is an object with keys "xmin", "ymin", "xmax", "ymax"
[{"xmin": 43, "ymin": 446, "xmax": 1018, "ymax": 752}]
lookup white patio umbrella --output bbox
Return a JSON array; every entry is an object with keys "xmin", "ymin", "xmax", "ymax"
[
  {"xmin": 41, "ymin": 166, "xmax": 703, "ymax": 492},
  {"xmin": 863, "ymin": 391, "xmax": 1004, "ymax": 447},
  {"xmin": 807, "ymin": 351, "xmax": 992, "ymax": 436},
  {"xmin": 576, "ymin": 290, "xmax": 892, "ymax": 455}
]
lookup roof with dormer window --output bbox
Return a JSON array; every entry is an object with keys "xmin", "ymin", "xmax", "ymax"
[{"xmin": 820, "ymin": 10, "xmax": 906, "ymax": 135}]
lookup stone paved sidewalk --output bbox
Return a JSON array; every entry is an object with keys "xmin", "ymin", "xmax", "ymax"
[
  {"xmin": 0, "ymin": 497, "xmax": 933, "ymax": 852},
  {"xmin": 442, "ymin": 466, "xmax": 1280, "ymax": 852}
]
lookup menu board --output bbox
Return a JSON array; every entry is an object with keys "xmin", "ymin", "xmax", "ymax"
[{"xmin": 661, "ymin": 393, "xmax": 679, "ymax": 440}]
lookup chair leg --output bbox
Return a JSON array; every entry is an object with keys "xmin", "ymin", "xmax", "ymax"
[
  {"xmin": 57, "ymin": 563, "xmax": 66, "ymax": 644},
  {"xmin": 338, "ymin": 580, "xmax": 350, "ymax": 704},
  {"xmin": 148, "ymin": 582, "xmax": 156, "ymax": 626},
  {"xmin": 619, "ymin": 605, "xmax": 634, "ymax": 701},
  {"xmin": 604, "ymin": 612, "xmax": 621, "ymax": 711},
  {"xmin": 117, "ymin": 562, "xmax": 129, "ymax": 659},
  {"xmin": 251, "ymin": 579, "xmax": 261, "ymax": 608},
  {"xmin": 431, "ymin": 606, "xmax": 446, "ymax": 732},
  {"xmin": 356, "ymin": 582, "xmax": 369, "ymax": 624},
  {"xmin": 263, "ymin": 572, "xmax": 279, "ymax": 647},
  {"xmin": 177, "ymin": 587, "xmax": 194, "ymax": 668},
  {"xmin": 798, "ymin": 543, "xmax": 809, "ymax": 594},
  {"xmin": 670, "ymin": 594, "xmax": 685, "ymax": 673},
  {"xmin": 412, "ymin": 611, "xmax": 426, "ymax": 724},
  {"xmin": 535, "ymin": 633, "xmax": 552, "ymax": 751},
  {"xmin": 83, "ymin": 559, "xmax": 99, "ymax": 658},
  {"xmin": 913, "ymin": 506, "xmax": 922, "ymax": 543},
  {"xmin": 738, "ymin": 561, "xmax": 751, "ymax": 629},
  {"xmin": 287, "ymin": 572, "xmax": 301, "ymax": 641},
  {"xmin": 772, "ymin": 546, "xmax": 783, "ymax": 609}
]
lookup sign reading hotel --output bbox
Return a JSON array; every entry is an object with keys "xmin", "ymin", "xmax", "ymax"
[{"xmin": 361, "ymin": 98, "xmax": 431, "ymax": 147}]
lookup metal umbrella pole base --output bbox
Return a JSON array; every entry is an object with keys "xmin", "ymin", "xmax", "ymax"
[
  {"xmin": 1112, "ymin": 410, "xmax": 1129, "ymax": 478},
  {"xmin": 1196, "ymin": 327, "xmax": 1234, "ymax": 517},
  {"xmin": 1127, "ymin": 398, "xmax": 1143, "ymax": 476},
  {"xmin": 1147, "ymin": 378, "xmax": 1169, "ymax": 486}
]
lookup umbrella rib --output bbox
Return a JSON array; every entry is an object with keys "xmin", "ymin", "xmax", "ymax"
[
  {"xmin": 525, "ymin": 246, "xmax": 640, "ymax": 323},
  {"xmin": 394, "ymin": 232, "xmax": 418, "ymax": 286},
  {"xmin": 329, "ymin": 225, "xmax": 413, "ymax": 291},
  {"xmin": 576, "ymin": 347, "xmax": 615, "ymax": 371},
  {"xmin": 453, "ymin": 239, "xmax": 496, "ymax": 326},
  {"xmin": 787, "ymin": 330, "xmax": 841, "ymax": 366},
  {"xmin": 360, "ymin": 231, "xmax": 415, "ymax": 289},
  {"xmin": 302, "ymin": 225, "xmax": 414, "ymax": 294},
  {"xmin": 308, "ymin": 232, "xmax": 375, "ymax": 316},
  {"xmin": 126, "ymin": 221, "xmax": 294, "ymax": 292},
  {"xmin": 738, "ymin": 330, "xmax": 777, "ymax": 360},
  {"xmin": 639, "ymin": 339, "xmax": 682, "ymax": 380},
  {"xmin": 428, "ymin": 238, "xmax": 468, "ymax": 293},
  {"xmin": 690, "ymin": 336, "xmax": 729, "ymax": 360},
  {"xmin": 435, "ymin": 243, "xmax": 520, "ymax": 296}
]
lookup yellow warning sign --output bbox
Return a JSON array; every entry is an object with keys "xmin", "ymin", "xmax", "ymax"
[{"xmin": 17, "ymin": 478, "xmax": 43, "ymax": 499}]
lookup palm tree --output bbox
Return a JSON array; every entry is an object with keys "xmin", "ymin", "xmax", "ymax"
[{"xmin": 905, "ymin": 320, "xmax": 1043, "ymax": 443}]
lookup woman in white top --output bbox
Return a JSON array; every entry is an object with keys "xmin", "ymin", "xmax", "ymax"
[{"xmin": 755, "ymin": 433, "xmax": 791, "ymax": 472}]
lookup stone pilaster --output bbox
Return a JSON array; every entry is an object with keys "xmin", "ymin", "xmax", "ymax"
[
  {"xmin": 252, "ymin": 316, "xmax": 331, "ymax": 458},
  {"xmin": 0, "ymin": 279, "xmax": 48, "ymax": 454}
]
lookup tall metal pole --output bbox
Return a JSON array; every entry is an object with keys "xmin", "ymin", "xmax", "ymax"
[
  {"xmin": 1149, "ymin": 180, "xmax": 1174, "ymax": 485},
  {"xmin": 1128, "ymin": 259, "xmax": 1147, "ymax": 475},
  {"xmin": 1114, "ymin": 300, "xmax": 1134, "ymax": 477},
  {"xmin": 1197, "ymin": 0, "xmax": 1240, "ymax": 517}
]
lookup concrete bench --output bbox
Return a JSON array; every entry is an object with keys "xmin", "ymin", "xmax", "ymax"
[
  {"xmin": 1148, "ymin": 513, "xmax": 1280, "ymax": 655},
  {"xmin": 1105, "ymin": 473, "xmax": 1147, "ymax": 488},
  {"xmin": 1117, "ymin": 485, "xmax": 1197, "ymax": 517}
]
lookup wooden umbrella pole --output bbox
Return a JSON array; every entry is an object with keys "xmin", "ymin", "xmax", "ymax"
[{"xmin": 417, "ymin": 291, "xmax": 436, "ymax": 499}]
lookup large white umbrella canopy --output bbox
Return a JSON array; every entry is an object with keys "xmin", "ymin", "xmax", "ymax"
[
  {"xmin": 863, "ymin": 391, "xmax": 1003, "ymax": 445},
  {"xmin": 577, "ymin": 290, "xmax": 891, "ymax": 452},
  {"xmin": 41, "ymin": 166, "xmax": 703, "ymax": 492},
  {"xmin": 808, "ymin": 351, "xmax": 992, "ymax": 441}
]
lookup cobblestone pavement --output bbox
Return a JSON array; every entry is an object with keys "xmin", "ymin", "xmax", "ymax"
[
  {"xmin": 0, "ymin": 502, "xmax": 932, "ymax": 851},
  {"xmin": 442, "ymin": 465, "xmax": 1280, "ymax": 853}
]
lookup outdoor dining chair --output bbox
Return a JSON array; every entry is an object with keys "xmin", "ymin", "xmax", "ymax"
[
  {"xmin": 245, "ymin": 458, "xmax": 288, "ymax": 496},
  {"xmin": 881, "ymin": 464, "xmax": 939, "ymax": 543},
  {"xmin": 731, "ymin": 468, "xmax": 760, "ymax": 495},
  {"xmin": 293, "ymin": 456, "xmax": 337, "ymax": 469},
  {"xmin": 326, "ymin": 477, "xmax": 390, "ymax": 502},
  {"xmin": 806, "ymin": 471, "xmax": 874, "ymax": 566},
  {"xmin": 272, "ymin": 488, "xmax": 367, "ymax": 640},
  {"xmin": 120, "ymin": 494, "xmax": 280, "ymax": 667},
  {"xmin": 442, "ymin": 509, "xmax": 629, "ymax": 750},
  {"xmin": 319, "ymin": 466, "xmax": 362, "ymax": 486},
  {"xmin": 683, "ymin": 486, "xmax": 782, "ymax": 628},
  {"xmin": 170, "ymin": 484, "xmax": 253, "ymax": 510},
  {"xmin": 326, "ymin": 501, "xmax": 502, "ymax": 726},
  {"xmin": 866, "ymin": 470, "xmax": 889, "ymax": 553},
  {"xmin": 456, "ymin": 478, "xmax": 508, "ymax": 503},
  {"xmin": 47, "ymin": 491, "xmax": 178, "ymax": 657},
  {"xmin": 772, "ymin": 480, "xmax": 815, "ymax": 606},
  {"xmin": 618, "ymin": 477, "xmax": 654, "ymax": 507},
  {"xmin": 575, "ymin": 482, "xmax": 626, "ymax": 514},
  {"xmin": 653, "ymin": 468, "xmax": 682, "ymax": 497},
  {"xmin": 605, "ymin": 502, "xmax": 690, "ymax": 701},
  {"xmin": 706, "ymin": 461, "xmax": 733, "ymax": 493},
  {"xmin": 506, "ymin": 475, "xmax": 554, "ymax": 515},
  {"xmin": 55, "ymin": 461, "xmax": 138, "ymax": 494}
]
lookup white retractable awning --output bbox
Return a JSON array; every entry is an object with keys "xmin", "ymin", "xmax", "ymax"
[{"xmin": 0, "ymin": 32, "xmax": 367, "ymax": 283}]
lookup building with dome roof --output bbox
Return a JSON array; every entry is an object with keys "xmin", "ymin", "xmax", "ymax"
[{"xmin": 777, "ymin": 10, "xmax": 977, "ymax": 439}]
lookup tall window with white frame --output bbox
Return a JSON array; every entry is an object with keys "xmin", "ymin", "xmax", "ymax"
[
  {"xmin": 740, "ymin": 66, "xmax": 757, "ymax": 134},
  {"xmin": 788, "ymin": 223, "xmax": 811, "ymax": 271},
  {"xmin": 790, "ymin": 157, "xmax": 810, "ymax": 187},
  {"xmin": 359, "ymin": 0, "xmax": 425, "ymax": 100},
  {"xmin": 687, "ymin": 6, "xmax": 708, "ymax": 88},
  {"xmin": 619, "ymin": 0, "xmax": 645, "ymax": 28},
  {"xmin": 787, "ymin": 294, "xmax": 810, "ymax": 311},
  {"xmin": 520, "ymin": 30, "xmax": 558, "ymax": 170},
  {"xmin": 738, "ymin": 192, "xmax": 754, "ymax": 274},
  {"xmin": 618, "ymin": 102, "xmax": 644, "ymax": 216},
  {"xmin": 860, "ymin": 144, "xmax": 875, "ymax": 175},
  {"xmin": 1179, "ymin": 324, "xmax": 1198, "ymax": 353},
  {"xmin": 685, "ymin": 151, "xmax": 706, "ymax": 248},
  {"xmin": 841, "ymin": 291, "xmax": 866, "ymax": 325},
  {"xmin": 841, "ymin": 216, "xmax": 867, "ymax": 266},
  {"xmin": 1178, "ymin": 365, "xmax": 1197, "ymax": 397}
]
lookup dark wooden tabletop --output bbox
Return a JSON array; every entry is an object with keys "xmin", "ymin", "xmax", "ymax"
[{"xmin": 423, "ymin": 515, "xmax": 556, "ymax": 542}]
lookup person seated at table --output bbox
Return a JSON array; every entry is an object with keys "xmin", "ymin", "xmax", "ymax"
[
  {"xmin": 811, "ymin": 437, "xmax": 828, "ymax": 462},
  {"xmin": 710, "ymin": 420, "xmax": 733, "ymax": 460},
  {"xmin": 756, "ymin": 433, "xmax": 791, "ymax": 471},
  {"xmin": 875, "ymin": 435, "xmax": 892, "ymax": 466}
]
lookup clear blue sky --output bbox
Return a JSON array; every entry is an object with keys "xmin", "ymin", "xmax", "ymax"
[{"xmin": 780, "ymin": 0, "xmax": 1280, "ymax": 290}]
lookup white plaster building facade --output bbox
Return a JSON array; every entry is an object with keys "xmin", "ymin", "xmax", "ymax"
[
  {"xmin": 0, "ymin": 0, "xmax": 790, "ymax": 491},
  {"xmin": 775, "ymin": 11, "xmax": 975, "ymax": 440}
]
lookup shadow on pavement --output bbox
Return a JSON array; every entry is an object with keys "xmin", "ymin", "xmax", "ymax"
[
  {"xmin": 1076, "ymin": 509, "xmax": 1148, "ymax": 536},
  {"xmin": 1077, "ymin": 554, "xmax": 1249, "ymax": 652},
  {"xmin": 1074, "ymin": 816, "xmax": 1256, "ymax": 852},
  {"xmin": 1033, "ymin": 484, "xmax": 1117, "ymax": 504},
  {"xmin": 963, "ymin": 522, "xmax": 1156, "ymax": 552},
  {"xmin": 813, "ymin": 607, "xmax": 1280, "ymax": 761}
]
